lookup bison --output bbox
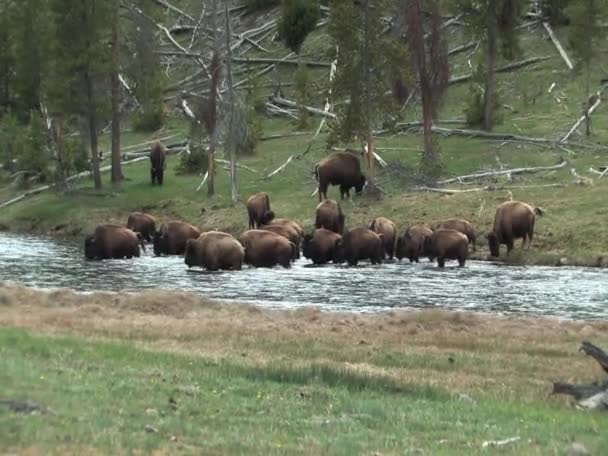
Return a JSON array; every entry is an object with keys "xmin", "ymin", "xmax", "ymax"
[
  {"xmin": 302, "ymin": 228, "xmax": 345, "ymax": 265},
  {"xmin": 126, "ymin": 212, "xmax": 156, "ymax": 242},
  {"xmin": 425, "ymin": 229, "xmax": 469, "ymax": 268},
  {"xmin": 487, "ymin": 201, "xmax": 543, "ymax": 257},
  {"xmin": 239, "ymin": 229, "xmax": 296, "ymax": 268},
  {"xmin": 396, "ymin": 224, "xmax": 433, "ymax": 263},
  {"xmin": 84, "ymin": 224, "xmax": 145, "ymax": 260},
  {"xmin": 153, "ymin": 221, "xmax": 201, "ymax": 256},
  {"xmin": 369, "ymin": 217, "xmax": 398, "ymax": 260},
  {"xmin": 246, "ymin": 192, "xmax": 275, "ymax": 229},
  {"xmin": 436, "ymin": 218, "xmax": 477, "ymax": 251},
  {"xmin": 184, "ymin": 231, "xmax": 244, "ymax": 271},
  {"xmin": 342, "ymin": 227, "xmax": 384, "ymax": 266},
  {"xmin": 260, "ymin": 223, "xmax": 301, "ymax": 259},
  {"xmin": 315, "ymin": 199, "xmax": 345, "ymax": 235},
  {"xmin": 150, "ymin": 142, "xmax": 167, "ymax": 186},
  {"xmin": 315, "ymin": 151, "xmax": 366, "ymax": 201}
]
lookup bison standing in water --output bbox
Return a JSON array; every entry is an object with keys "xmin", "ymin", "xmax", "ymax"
[
  {"xmin": 153, "ymin": 221, "xmax": 201, "ymax": 256},
  {"xmin": 150, "ymin": 142, "xmax": 167, "ymax": 185},
  {"xmin": 425, "ymin": 229, "xmax": 469, "ymax": 268},
  {"xmin": 342, "ymin": 227, "xmax": 384, "ymax": 266},
  {"xmin": 303, "ymin": 228, "xmax": 344, "ymax": 265},
  {"xmin": 126, "ymin": 212, "xmax": 156, "ymax": 242},
  {"xmin": 315, "ymin": 199, "xmax": 345, "ymax": 235},
  {"xmin": 246, "ymin": 192, "xmax": 275, "ymax": 229},
  {"xmin": 369, "ymin": 217, "xmax": 398, "ymax": 260},
  {"xmin": 184, "ymin": 231, "xmax": 244, "ymax": 271},
  {"xmin": 315, "ymin": 151, "xmax": 366, "ymax": 201},
  {"xmin": 436, "ymin": 218, "xmax": 477, "ymax": 251},
  {"xmin": 84, "ymin": 224, "xmax": 145, "ymax": 260},
  {"xmin": 239, "ymin": 230, "xmax": 296, "ymax": 268},
  {"xmin": 487, "ymin": 201, "xmax": 543, "ymax": 257},
  {"xmin": 396, "ymin": 224, "xmax": 433, "ymax": 263}
]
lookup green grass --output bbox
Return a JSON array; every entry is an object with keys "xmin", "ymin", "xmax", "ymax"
[{"xmin": 2, "ymin": 326, "xmax": 607, "ymax": 455}]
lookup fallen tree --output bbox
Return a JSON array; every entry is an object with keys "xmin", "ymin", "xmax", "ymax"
[
  {"xmin": 415, "ymin": 183, "xmax": 565, "ymax": 194},
  {"xmin": 438, "ymin": 160, "xmax": 567, "ymax": 184},
  {"xmin": 552, "ymin": 341, "xmax": 608, "ymax": 411},
  {"xmin": 448, "ymin": 56, "xmax": 552, "ymax": 85}
]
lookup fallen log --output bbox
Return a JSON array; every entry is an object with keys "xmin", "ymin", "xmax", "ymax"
[
  {"xmin": 552, "ymin": 341, "xmax": 608, "ymax": 411},
  {"xmin": 153, "ymin": 0, "xmax": 195, "ymax": 22},
  {"xmin": 271, "ymin": 96, "xmax": 337, "ymax": 119},
  {"xmin": 542, "ymin": 22, "xmax": 573, "ymax": 70},
  {"xmin": 231, "ymin": 57, "xmax": 331, "ymax": 68},
  {"xmin": 449, "ymin": 56, "xmax": 552, "ymax": 85},
  {"xmin": 415, "ymin": 183, "xmax": 565, "ymax": 195},
  {"xmin": 438, "ymin": 161, "xmax": 567, "ymax": 184}
]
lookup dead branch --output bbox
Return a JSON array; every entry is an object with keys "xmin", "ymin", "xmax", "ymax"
[
  {"xmin": 560, "ymin": 84, "xmax": 608, "ymax": 143},
  {"xmin": 416, "ymin": 183, "xmax": 565, "ymax": 194},
  {"xmin": 153, "ymin": 0, "xmax": 195, "ymax": 22},
  {"xmin": 271, "ymin": 96, "xmax": 337, "ymax": 119},
  {"xmin": 581, "ymin": 341, "xmax": 608, "ymax": 375},
  {"xmin": 263, "ymin": 144, "xmax": 314, "ymax": 180},
  {"xmin": 438, "ymin": 161, "xmax": 567, "ymax": 184},
  {"xmin": 449, "ymin": 56, "xmax": 552, "ymax": 85},
  {"xmin": 231, "ymin": 57, "xmax": 331, "ymax": 68},
  {"xmin": 542, "ymin": 22, "xmax": 573, "ymax": 70}
]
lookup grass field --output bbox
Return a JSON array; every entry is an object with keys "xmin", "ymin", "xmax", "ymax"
[{"xmin": 1, "ymin": 285, "xmax": 608, "ymax": 454}]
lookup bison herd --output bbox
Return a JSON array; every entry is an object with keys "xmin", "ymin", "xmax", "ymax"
[{"xmin": 84, "ymin": 196, "xmax": 543, "ymax": 271}]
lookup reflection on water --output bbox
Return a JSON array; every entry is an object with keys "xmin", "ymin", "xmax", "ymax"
[{"xmin": 0, "ymin": 232, "xmax": 606, "ymax": 319}]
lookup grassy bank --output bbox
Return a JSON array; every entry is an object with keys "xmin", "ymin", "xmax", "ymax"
[{"xmin": 1, "ymin": 286, "xmax": 608, "ymax": 454}]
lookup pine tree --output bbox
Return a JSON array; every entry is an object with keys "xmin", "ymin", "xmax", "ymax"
[
  {"xmin": 49, "ymin": 0, "xmax": 112, "ymax": 190},
  {"xmin": 277, "ymin": 0, "xmax": 320, "ymax": 56},
  {"xmin": 405, "ymin": 0, "xmax": 449, "ymax": 173},
  {"xmin": 110, "ymin": 0, "xmax": 123, "ymax": 183},
  {"xmin": 329, "ymin": 0, "xmax": 410, "ymax": 191},
  {"xmin": 457, "ymin": 0, "xmax": 523, "ymax": 131}
]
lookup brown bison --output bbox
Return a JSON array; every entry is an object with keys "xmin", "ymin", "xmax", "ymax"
[
  {"xmin": 302, "ymin": 228, "xmax": 345, "ymax": 265},
  {"xmin": 343, "ymin": 227, "xmax": 384, "ymax": 266},
  {"xmin": 150, "ymin": 142, "xmax": 167, "ymax": 185},
  {"xmin": 270, "ymin": 218, "xmax": 304, "ymax": 238},
  {"xmin": 184, "ymin": 231, "xmax": 244, "ymax": 271},
  {"xmin": 315, "ymin": 151, "xmax": 366, "ymax": 201},
  {"xmin": 436, "ymin": 218, "xmax": 477, "ymax": 251},
  {"xmin": 260, "ymin": 223, "xmax": 301, "ymax": 259},
  {"xmin": 153, "ymin": 221, "xmax": 201, "ymax": 256},
  {"xmin": 246, "ymin": 192, "xmax": 275, "ymax": 229},
  {"xmin": 369, "ymin": 217, "xmax": 398, "ymax": 259},
  {"xmin": 425, "ymin": 229, "xmax": 469, "ymax": 268},
  {"xmin": 126, "ymin": 212, "xmax": 156, "ymax": 242},
  {"xmin": 487, "ymin": 201, "xmax": 543, "ymax": 257},
  {"xmin": 396, "ymin": 224, "xmax": 433, "ymax": 263},
  {"xmin": 315, "ymin": 199, "xmax": 345, "ymax": 234},
  {"xmin": 84, "ymin": 224, "xmax": 145, "ymax": 260},
  {"xmin": 239, "ymin": 229, "xmax": 296, "ymax": 268}
]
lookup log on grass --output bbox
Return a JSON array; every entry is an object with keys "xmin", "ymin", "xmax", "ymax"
[{"xmin": 438, "ymin": 160, "xmax": 567, "ymax": 184}]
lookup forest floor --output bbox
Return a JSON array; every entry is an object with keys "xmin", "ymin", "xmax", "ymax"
[{"xmin": 1, "ymin": 285, "xmax": 608, "ymax": 454}]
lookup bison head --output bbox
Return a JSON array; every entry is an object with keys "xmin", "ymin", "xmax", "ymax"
[
  {"xmin": 184, "ymin": 239, "xmax": 196, "ymax": 268},
  {"xmin": 84, "ymin": 235, "xmax": 97, "ymax": 260},
  {"xmin": 302, "ymin": 233, "xmax": 313, "ymax": 260},
  {"xmin": 355, "ymin": 175, "xmax": 366, "ymax": 195},
  {"xmin": 487, "ymin": 232, "xmax": 500, "ymax": 257},
  {"xmin": 153, "ymin": 230, "xmax": 167, "ymax": 256},
  {"xmin": 260, "ymin": 210, "xmax": 275, "ymax": 225}
]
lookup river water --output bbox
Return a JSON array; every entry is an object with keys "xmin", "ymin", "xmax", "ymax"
[{"xmin": 0, "ymin": 232, "xmax": 606, "ymax": 320}]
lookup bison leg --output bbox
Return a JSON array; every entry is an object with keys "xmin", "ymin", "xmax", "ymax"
[
  {"xmin": 158, "ymin": 169, "xmax": 164, "ymax": 185},
  {"xmin": 458, "ymin": 256, "xmax": 466, "ymax": 267},
  {"xmin": 437, "ymin": 257, "xmax": 445, "ymax": 268},
  {"xmin": 151, "ymin": 169, "xmax": 156, "ymax": 185},
  {"xmin": 506, "ymin": 239, "xmax": 515, "ymax": 254}
]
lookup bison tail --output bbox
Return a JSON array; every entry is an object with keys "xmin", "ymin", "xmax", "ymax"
[
  {"xmin": 534, "ymin": 207, "xmax": 545, "ymax": 216},
  {"xmin": 313, "ymin": 164, "xmax": 320, "ymax": 182},
  {"xmin": 136, "ymin": 232, "xmax": 146, "ymax": 252}
]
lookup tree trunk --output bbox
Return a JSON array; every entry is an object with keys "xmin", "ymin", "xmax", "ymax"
[
  {"xmin": 207, "ymin": 131, "xmax": 216, "ymax": 197},
  {"xmin": 110, "ymin": 0, "xmax": 123, "ymax": 184},
  {"xmin": 207, "ymin": 0, "xmax": 219, "ymax": 197},
  {"xmin": 84, "ymin": 70, "xmax": 102, "ymax": 190},
  {"xmin": 225, "ymin": 3, "xmax": 238, "ymax": 203},
  {"xmin": 421, "ymin": 81, "xmax": 435, "ymax": 164},
  {"xmin": 50, "ymin": 117, "xmax": 69, "ymax": 192},
  {"xmin": 483, "ymin": 0, "xmax": 497, "ymax": 132},
  {"xmin": 363, "ymin": 0, "xmax": 376, "ymax": 193}
]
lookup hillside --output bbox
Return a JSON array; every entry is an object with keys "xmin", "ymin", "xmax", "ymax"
[{"xmin": 1, "ymin": 2, "xmax": 608, "ymax": 266}]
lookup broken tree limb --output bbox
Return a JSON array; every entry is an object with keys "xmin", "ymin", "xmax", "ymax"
[
  {"xmin": 560, "ymin": 84, "xmax": 608, "ymax": 143},
  {"xmin": 438, "ymin": 161, "xmax": 567, "ymax": 184},
  {"xmin": 449, "ymin": 56, "xmax": 552, "ymax": 85},
  {"xmin": 542, "ymin": 22, "xmax": 574, "ymax": 70},
  {"xmin": 580, "ymin": 341, "xmax": 608, "ymax": 375},
  {"xmin": 271, "ymin": 96, "xmax": 337, "ymax": 119},
  {"xmin": 415, "ymin": 183, "xmax": 565, "ymax": 194},
  {"xmin": 231, "ymin": 57, "xmax": 331, "ymax": 68},
  {"xmin": 153, "ymin": 0, "xmax": 195, "ymax": 22},
  {"xmin": 263, "ymin": 144, "xmax": 313, "ymax": 180}
]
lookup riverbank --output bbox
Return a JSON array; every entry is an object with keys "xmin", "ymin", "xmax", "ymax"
[{"xmin": 1, "ymin": 285, "xmax": 607, "ymax": 454}]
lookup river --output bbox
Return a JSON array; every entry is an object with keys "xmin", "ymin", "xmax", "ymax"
[{"xmin": 0, "ymin": 232, "xmax": 606, "ymax": 320}]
